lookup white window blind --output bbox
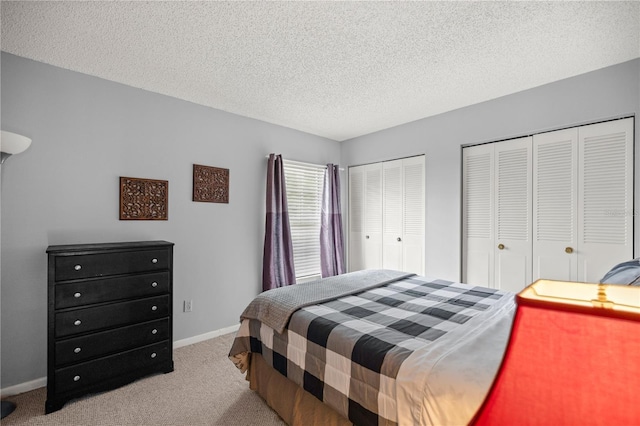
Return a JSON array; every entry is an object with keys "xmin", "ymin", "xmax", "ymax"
[{"xmin": 283, "ymin": 160, "xmax": 325, "ymax": 281}]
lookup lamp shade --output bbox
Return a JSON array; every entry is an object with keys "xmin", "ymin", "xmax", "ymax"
[
  {"xmin": 0, "ymin": 131, "xmax": 32, "ymax": 155},
  {"xmin": 471, "ymin": 280, "xmax": 640, "ymax": 426}
]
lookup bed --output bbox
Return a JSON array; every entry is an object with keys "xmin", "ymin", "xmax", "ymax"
[{"xmin": 228, "ymin": 269, "xmax": 515, "ymax": 426}]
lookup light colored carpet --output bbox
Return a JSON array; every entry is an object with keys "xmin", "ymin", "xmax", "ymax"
[{"xmin": 2, "ymin": 332, "xmax": 286, "ymax": 425}]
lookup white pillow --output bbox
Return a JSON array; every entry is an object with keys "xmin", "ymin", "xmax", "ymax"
[{"xmin": 600, "ymin": 259, "xmax": 640, "ymax": 286}]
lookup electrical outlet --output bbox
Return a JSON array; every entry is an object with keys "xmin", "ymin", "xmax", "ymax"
[{"xmin": 184, "ymin": 300, "xmax": 193, "ymax": 312}]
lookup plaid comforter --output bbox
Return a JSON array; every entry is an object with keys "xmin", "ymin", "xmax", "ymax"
[{"xmin": 229, "ymin": 274, "xmax": 513, "ymax": 425}]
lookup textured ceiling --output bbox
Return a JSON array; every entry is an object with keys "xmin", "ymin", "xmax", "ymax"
[{"xmin": 1, "ymin": 1, "xmax": 639, "ymax": 141}]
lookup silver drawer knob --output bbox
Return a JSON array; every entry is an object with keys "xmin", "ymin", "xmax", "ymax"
[
  {"xmin": 74, "ymin": 265, "xmax": 82, "ymax": 271},
  {"xmin": 74, "ymin": 320, "xmax": 82, "ymax": 326},
  {"xmin": 151, "ymin": 258, "xmax": 158, "ymax": 264},
  {"xmin": 74, "ymin": 292, "xmax": 82, "ymax": 298},
  {"xmin": 151, "ymin": 329, "xmax": 158, "ymax": 335},
  {"xmin": 151, "ymin": 305, "xmax": 157, "ymax": 311},
  {"xmin": 73, "ymin": 375, "xmax": 80, "ymax": 382},
  {"xmin": 151, "ymin": 282, "xmax": 158, "ymax": 288},
  {"xmin": 150, "ymin": 352, "xmax": 157, "ymax": 359},
  {"xmin": 74, "ymin": 347, "xmax": 81, "ymax": 354}
]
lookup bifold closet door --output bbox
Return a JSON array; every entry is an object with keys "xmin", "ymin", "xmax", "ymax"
[
  {"xmin": 382, "ymin": 159, "xmax": 403, "ymax": 270},
  {"xmin": 577, "ymin": 118, "xmax": 634, "ymax": 282},
  {"xmin": 465, "ymin": 117, "xmax": 633, "ymax": 288},
  {"xmin": 462, "ymin": 137, "xmax": 532, "ymax": 291},
  {"xmin": 349, "ymin": 165, "xmax": 366, "ymax": 271},
  {"xmin": 532, "ymin": 118, "xmax": 634, "ymax": 283},
  {"xmin": 533, "ymin": 128, "xmax": 578, "ymax": 281},
  {"xmin": 348, "ymin": 163, "xmax": 383, "ymax": 271},
  {"xmin": 494, "ymin": 138, "xmax": 532, "ymax": 292},
  {"xmin": 462, "ymin": 143, "xmax": 495, "ymax": 287},
  {"xmin": 382, "ymin": 157, "xmax": 425, "ymax": 275},
  {"xmin": 401, "ymin": 156, "xmax": 425, "ymax": 275}
]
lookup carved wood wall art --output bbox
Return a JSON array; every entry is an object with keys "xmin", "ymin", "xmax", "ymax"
[
  {"xmin": 193, "ymin": 164, "xmax": 229, "ymax": 203},
  {"xmin": 119, "ymin": 177, "xmax": 169, "ymax": 220}
]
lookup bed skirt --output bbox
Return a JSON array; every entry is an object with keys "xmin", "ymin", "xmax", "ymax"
[{"xmin": 248, "ymin": 353, "xmax": 353, "ymax": 426}]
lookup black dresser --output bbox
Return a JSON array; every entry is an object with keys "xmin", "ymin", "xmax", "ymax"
[{"xmin": 46, "ymin": 241, "xmax": 174, "ymax": 413}]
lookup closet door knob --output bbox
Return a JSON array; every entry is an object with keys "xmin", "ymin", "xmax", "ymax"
[
  {"xmin": 565, "ymin": 247, "xmax": 574, "ymax": 254},
  {"xmin": 498, "ymin": 244, "xmax": 505, "ymax": 250}
]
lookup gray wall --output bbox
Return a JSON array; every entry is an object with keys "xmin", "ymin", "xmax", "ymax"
[
  {"xmin": 0, "ymin": 52, "xmax": 341, "ymax": 388},
  {"xmin": 2, "ymin": 52, "xmax": 639, "ymax": 390},
  {"xmin": 341, "ymin": 58, "xmax": 640, "ymax": 281}
]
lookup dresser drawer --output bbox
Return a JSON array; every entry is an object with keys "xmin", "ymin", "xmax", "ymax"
[
  {"xmin": 55, "ymin": 272, "xmax": 169, "ymax": 309},
  {"xmin": 55, "ymin": 318, "xmax": 169, "ymax": 366},
  {"xmin": 55, "ymin": 295, "xmax": 169, "ymax": 338},
  {"xmin": 54, "ymin": 341, "xmax": 170, "ymax": 394},
  {"xmin": 55, "ymin": 249, "xmax": 169, "ymax": 281}
]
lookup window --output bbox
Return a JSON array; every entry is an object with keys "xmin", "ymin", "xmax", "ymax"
[{"xmin": 283, "ymin": 160, "xmax": 325, "ymax": 281}]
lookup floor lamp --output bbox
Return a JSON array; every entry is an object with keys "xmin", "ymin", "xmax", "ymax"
[
  {"xmin": 0, "ymin": 130, "xmax": 32, "ymax": 419},
  {"xmin": 471, "ymin": 279, "xmax": 640, "ymax": 425}
]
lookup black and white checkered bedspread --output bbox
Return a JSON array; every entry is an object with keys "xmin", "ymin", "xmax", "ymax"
[{"xmin": 230, "ymin": 274, "xmax": 511, "ymax": 426}]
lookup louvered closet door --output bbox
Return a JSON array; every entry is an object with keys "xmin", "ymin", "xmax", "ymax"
[
  {"xmin": 348, "ymin": 163, "xmax": 383, "ymax": 272},
  {"xmin": 462, "ymin": 144, "xmax": 494, "ymax": 287},
  {"xmin": 578, "ymin": 118, "xmax": 634, "ymax": 282},
  {"xmin": 382, "ymin": 159, "xmax": 403, "ymax": 270},
  {"xmin": 533, "ymin": 129, "xmax": 578, "ymax": 281},
  {"xmin": 364, "ymin": 163, "xmax": 383, "ymax": 269},
  {"xmin": 381, "ymin": 157, "xmax": 425, "ymax": 275},
  {"xmin": 402, "ymin": 156, "xmax": 425, "ymax": 275},
  {"xmin": 348, "ymin": 165, "xmax": 366, "ymax": 271},
  {"xmin": 494, "ymin": 137, "xmax": 532, "ymax": 293}
]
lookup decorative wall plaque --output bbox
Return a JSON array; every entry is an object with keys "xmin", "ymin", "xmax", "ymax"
[
  {"xmin": 193, "ymin": 164, "xmax": 229, "ymax": 203},
  {"xmin": 119, "ymin": 177, "xmax": 168, "ymax": 220}
]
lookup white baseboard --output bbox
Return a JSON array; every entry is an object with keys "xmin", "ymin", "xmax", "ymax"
[
  {"xmin": 0, "ymin": 324, "xmax": 241, "ymax": 398},
  {"xmin": 173, "ymin": 323, "xmax": 240, "ymax": 349},
  {"xmin": 1, "ymin": 377, "xmax": 47, "ymax": 398}
]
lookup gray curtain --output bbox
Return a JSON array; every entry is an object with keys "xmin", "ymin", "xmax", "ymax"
[
  {"xmin": 262, "ymin": 154, "xmax": 296, "ymax": 291},
  {"xmin": 320, "ymin": 163, "xmax": 345, "ymax": 277}
]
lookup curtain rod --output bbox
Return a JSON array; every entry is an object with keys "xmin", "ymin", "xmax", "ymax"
[{"xmin": 265, "ymin": 155, "xmax": 344, "ymax": 171}]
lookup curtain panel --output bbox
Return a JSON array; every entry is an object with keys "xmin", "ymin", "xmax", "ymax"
[
  {"xmin": 320, "ymin": 163, "xmax": 346, "ymax": 277},
  {"xmin": 262, "ymin": 154, "xmax": 296, "ymax": 291}
]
